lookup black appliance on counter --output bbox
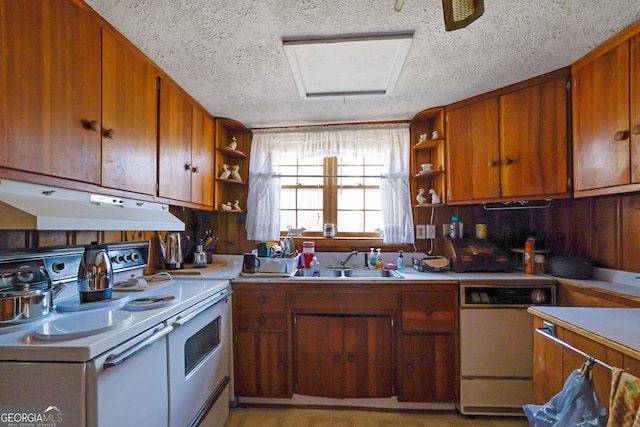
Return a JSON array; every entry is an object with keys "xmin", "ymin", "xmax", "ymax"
[{"xmin": 443, "ymin": 238, "xmax": 514, "ymax": 273}]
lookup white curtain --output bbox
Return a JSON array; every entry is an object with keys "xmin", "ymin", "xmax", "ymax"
[{"xmin": 245, "ymin": 123, "xmax": 414, "ymax": 244}]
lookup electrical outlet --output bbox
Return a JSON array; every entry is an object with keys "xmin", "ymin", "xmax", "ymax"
[
  {"xmin": 425, "ymin": 224, "xmax": 436, "ymax": 239},
  {"xmin": 416, "ymin": 224, "xmax": 426, "ymax": 239}
]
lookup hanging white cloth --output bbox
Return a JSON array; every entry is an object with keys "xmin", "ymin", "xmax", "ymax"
[{"xmin": 245, "ymin": 123, "xmax": 415, "ymax": 244}]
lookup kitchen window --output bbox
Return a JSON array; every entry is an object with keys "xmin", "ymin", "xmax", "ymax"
[
  {"xmin": 277, "ymin": 156, "xmax": 384, "ymax": 233},
  {"xmin": 246, "ymin": 124, "xmax": 414, "ymax": 244}
]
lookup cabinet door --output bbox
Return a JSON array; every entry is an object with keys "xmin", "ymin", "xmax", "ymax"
[
  {"xmin": 344, "ymin": 316, "xmax": 392, "ymax": 398},
  {"xmin": 446, "ymin": 98, "xmax": 500, "ymax": 203},
  {"xmin": 500, "ymin": 77, "xmax": 569, "ymax": 198},
  {"xmin": 295, "ymin": 314, "xmax": 393, "ymax": 399},
  {"xmin": 235, "ymin": 331, "xmax": 290, "ymax": 397},
  {"xmin": 532, "ymin": 317, "xmax": 564, "ymax": 405},
  {"xmin": 0, "ymin": 0, "xmax": 101, "ymax": 183},
  {"xmin": 631, "ymin": 34, "xmax": 640, "ymax": 184},
  {"xmin": 573, "ymin": 41, "xmax": 630, "ymax": 191},
  {"xmin": 158, "ymin": 79, "xmax": 193, "ymax": 201},
  {"xmin": 190, "ymin": 106, "xmax": 214, "ymax": 206},
  {"xmin": 295, "ymin": 315, "xmax": 344, "ymax": 398},
  {"xmin": 399, "ymin": 334, "xmax": 457, "ymax": 402},
  {"xmin": 101, "ymin": 29, "xmax": 158, "ymax": 195}
]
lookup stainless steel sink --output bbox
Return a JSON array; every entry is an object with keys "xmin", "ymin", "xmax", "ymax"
[
  {"xmin": 343, "ymin": 269, "xmax": 403, "ymax": 278},
  {"xmin": 294, "ymin": 269, "xmax": 343, "ymax": 277},
  {"xmin": 292, "ymin": 268, "xmax": 402, "ymax": 279}
]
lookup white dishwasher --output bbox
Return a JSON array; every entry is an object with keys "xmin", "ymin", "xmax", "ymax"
[{"xmin": 458, "ymin": 279, "xmax": 556, "ymax": 416}]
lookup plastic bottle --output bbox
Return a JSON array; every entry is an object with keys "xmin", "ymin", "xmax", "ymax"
[
  {"xmin": 302, "ymin": 241, "xmax": 315, "ymax": 268},
  {"xmin": 524, "ymin": 237, "xmax": 535, "ymax": 274},
  {"xmin": 310, "ymin": 256, "xmax": 320, "ymax": 277},
  {"xmin": 375, "ymin": 248, "xmax": 383, "ymax": 270},
  {"xmin": 396, "ymin": 250, "xmax": 405, "ymax": 272},
  {"xmin": 368, "ymin": 248, "xmax": 376, "ymax": 269},
  {"xmin": 450, "ymin": 216, "xmax": 463, "ymax": 239}
]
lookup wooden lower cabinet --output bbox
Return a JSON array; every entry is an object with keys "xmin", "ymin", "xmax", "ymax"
[
  {"xmin": 294, "ymin": 314, "xmax": 393, "ymax": 398},
  {"xmin": 235, "ymin": 331, "xmax": 289, "ymax": 397},
  {"xmin": 399, "ymin": 334, "xmax": 457, "ymax": 402},
  {"xmin": 232, "ymin": 282, "xmax": 459, "ymax": 403},
  {"xmin": 398, "ymin": 290, "xmax": 459, "ymax": 402},
  {"xmin": 533, "ymin": 317, "xmax": 640, "ymax": 406}
]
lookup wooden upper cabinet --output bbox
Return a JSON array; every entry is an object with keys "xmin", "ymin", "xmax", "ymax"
[
  {"xmin": 101, "ymin": 28, "xmax": 159, "ymax": 196},
  {"xmin": 158, "ymin": 78, "xmax": 193, "ymax": 203},
  {"xmin": 632, "ymin": 35, "xmax": 640, "ymax": 184},
  {"xmin": 573, "ymin": 41, "xmax": 631, "ymax": 192},
  {"xmin": 0, "ymin": 0, "xmax": 101, "ymax": 184},
  {"xmin": 447, "ymin": 72, "xmax": 570, "ymax": 204},
  {"xmin": 190, "ymin": 106, "xmax": 215, "ymax": 206},
  {"xmin": 500, "ymin": 77, "xmax": 569, "ymax": 198},
  {"xmin": 446, "ymin": 98, "xmax": 500, "ymax": 203}
]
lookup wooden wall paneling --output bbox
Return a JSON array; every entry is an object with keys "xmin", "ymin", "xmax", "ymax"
[
  {"xmin": 621, "ymin": 194, "xmax": 640, "ymax": 271},
  {"xmin": 566, "ymin": 198, "xmax": 592, "ymax": 257},
  {"xmin": 590, "ymin": 196, "xmax": 620, "ymax": 269},
  {"xmin": 546, "ymin": 199, "xmax": 569, "ymax": 253}
]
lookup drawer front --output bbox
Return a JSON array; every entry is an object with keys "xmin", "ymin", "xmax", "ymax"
[
  {"xmin": 290, "ymin": 292, "xmax": 396, "ymax": 311},
  {"xmin": 402, "ymin": 292, "xmax": 457, "ymax": 333},
  {"xmin": 235, "ymin": 291, "xmax": 287, "ymax": 311},
  {"xmin": 236, "ymin": 312, "xmax": 287, "ymax": 331}
]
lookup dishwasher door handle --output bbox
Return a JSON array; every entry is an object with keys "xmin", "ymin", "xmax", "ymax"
[{"xmin": 104, "ymin": 325, "xmax": 174, "ymax": 369}]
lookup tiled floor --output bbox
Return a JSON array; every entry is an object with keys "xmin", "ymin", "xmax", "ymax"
[{"xmin": 224, "ymin": 407, "xmax": 530, "ymax": 427}]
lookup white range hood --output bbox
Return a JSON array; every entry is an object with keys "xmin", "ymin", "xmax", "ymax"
[{"xmin": 0, "ymin": 179, "xmax": 185, "ymax": 231}]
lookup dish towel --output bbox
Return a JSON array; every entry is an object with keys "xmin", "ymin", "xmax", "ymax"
[{"xmin": 607, "ymin": 368, "xmax": 640, "ymax": 427}]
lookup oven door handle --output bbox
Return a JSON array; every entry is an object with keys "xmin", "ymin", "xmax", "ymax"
[
  {"xmin": 173, "ymin": 290, "xmax": 233, "ymax": 327},
  {"xmin": 103, "ymin": 324, "xmax": 174, "ymax": 370}
]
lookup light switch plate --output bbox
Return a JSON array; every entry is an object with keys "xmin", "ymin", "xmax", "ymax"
[
  {"xmin": 426, "ymin": 224, "xmax": 436, "ymax": 239},
  {"xmin": 416, "ymin": 224, "xmax": 426, "ymax": 239}
]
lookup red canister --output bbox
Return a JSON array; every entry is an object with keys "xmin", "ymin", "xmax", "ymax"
[
  {"xmin": 524, "ymin": 238, "xmax": 535, "ymax": 274},
  {"xmin": 302, "ymin": 241, "xmax": 315, "ymax": 269}
]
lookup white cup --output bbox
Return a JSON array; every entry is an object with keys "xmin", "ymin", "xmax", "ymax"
[
  {"xmin": 323, "ymin": 223, "xmax": 336, "ymax": 238},
  {"xmin": 421, "ymin": 163, "xmax": 433, "ymax": 172}
]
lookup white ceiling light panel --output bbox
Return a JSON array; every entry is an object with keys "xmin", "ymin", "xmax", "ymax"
[{"xmin": 283, "ymin": 33, "xmax": 414, "ymax": 101}]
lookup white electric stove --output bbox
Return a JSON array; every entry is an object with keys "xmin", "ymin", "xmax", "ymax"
[{"xmin": 0, "ymin": 241, "xmax": 232, "ymax": 427}]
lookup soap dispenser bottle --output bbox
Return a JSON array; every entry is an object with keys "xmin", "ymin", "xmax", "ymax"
[
  {"xmin": 375, "ymin": 248, "xmax": 383, "ymax": 270},
  {"xmin": 397, "ymin": 250, "xmax": 405, "ymax": 272},
  {"xmin": 368, "ymin": 248, "xmax": 376, "ymax": 269}
]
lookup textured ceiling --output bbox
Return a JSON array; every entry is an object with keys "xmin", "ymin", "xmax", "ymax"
[{"xmin": 86, "ymin": 0, "xmax": 640, "ymax": 129}]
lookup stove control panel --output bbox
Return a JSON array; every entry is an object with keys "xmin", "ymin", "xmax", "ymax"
[{"xmin": 107, "ymin": 241, "xmax": 149, "ymax": 273}]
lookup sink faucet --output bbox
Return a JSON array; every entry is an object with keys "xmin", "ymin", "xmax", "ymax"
[{"xmin": 340, "ymin": 251, "xmax": 358, "ymax": 267}]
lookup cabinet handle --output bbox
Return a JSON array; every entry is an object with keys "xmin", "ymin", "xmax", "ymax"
[
  {"xmin": 347, "ymin": 354, "xmax": 355, "ymax": 363},
  {"xmin": 405, "ymin": 363, "xmax": 414, "ymax": 372},
  {"xmin": 86, "ymin": 120, "xmax": 100, "ymax": 132},
  {"xmin": 424, "ymin": 306, "xmax": 434, "ymax": 316},
  {"xmin": 333, "ymin": 355, "xmax": 341, "ymax": 363},
  {"xmin": 191, "ymin": 165, "xmax": 199, "ymax": 173},
  {"xmin": 632, "ymin": 125, "xmax": 640, "ymax": 136},
  {"xmin": 614, "ymin": 131, "xmax": 629, "ymax": 141},
  {"xmin": 502, "ymin": 157, "xmax": 514, "ymax": 165},
  {"xmin": 258, "ymin": 295, "xmax": 266, "ymax": 304},
  {"xmin": 104, "ymin": 128, "xmax": 116, "ymax": 139},
  {"xmin": 257, "ymin": 315, "xmax": 266, "ymax": 325},
  {"xmin": 277, "ymin": 361, "xmax": 286, "ymax": 370},
  {"xmin": 184, "ymin": 163, "xmax": 192, "ymax": 171},
  {"xmin": 487, "ymin": 160, "xmax": 499, "ymax": 167}
]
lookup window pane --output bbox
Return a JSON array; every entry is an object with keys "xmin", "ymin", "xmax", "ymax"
[
  {"xmin": 364, "ymin": 188, "xmax": 381, "ymax": 210},
  {"xmin": 280, "ymin": 210, "xmax": 296, "ymax": 229},
  {"xmin": 338, "ymin": 211, "xmax": 364, "ymax": 232},
  {"xmin": 338, "ymin": 188, "xmax": 364, "ymax": 210},
  {"xmin": 281, "ymin": 188, "xmax": 296, "ymax": 209},
  {"xmin": 297, "ymin": 188, "xmax": 322, "ymax": 210},
  {"xmin": 365, "ymin": 211, "xmax": 383, "ymax": 232},
  {"xmin": 278, "ymin": 166, "xmax": 298, "ymax": 186},
  {"xmin": 298, "ymin": 210, "xmax": 322, "ymax": 231}
]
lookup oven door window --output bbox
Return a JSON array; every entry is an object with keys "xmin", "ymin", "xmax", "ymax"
[{"xmin": 184, "ymin": 315, "xmax": 220, "ymax": 376}]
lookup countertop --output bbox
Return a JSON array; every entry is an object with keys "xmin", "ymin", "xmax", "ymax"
[{"xmin": 528, "ymin": 306, "xmax": 640, "ymax": 360}]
